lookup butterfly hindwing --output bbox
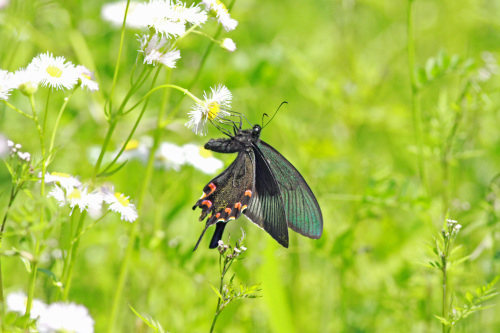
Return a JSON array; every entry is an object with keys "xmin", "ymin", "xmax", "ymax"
[
  {"xmin": 256, "ymin": 140, "xmax": 323, "ymax": 239},
  {"xmin": 192, "ymin": 151, "xmax": 253, "ymax": 250},
  {"xmin": 243, "ymin": 145, "xmax": 289, "ymax": 247}
]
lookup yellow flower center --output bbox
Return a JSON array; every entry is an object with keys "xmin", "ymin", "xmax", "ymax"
[
  {"xmin": 46, "ymin": 65, "xmax": 63, "ymax": 78},
  {"xmin": 215, "ymin": 0, "xmax": 229, "ymax": 14},
  {"xmin": 207, "ymin": 101, "xmax": 221, "ymax": 120},
  {"xmin": 124, "ymin": 139, "xmax": 139, "ymax": 151},
  {"xmin": 81, "ymin": 73, "xmax": 91, "ymax": 80},
  {"xmin": 51, "ymin": 172, "xmax": 71, "ymax": 178},
  {"xmin": 199, "ymin": 147, "xmax": 213, "ymax": 158},
  {"xmin": 115, "ymin": 192, "xmax": 129, "ymax": 207},
  {"xmin": 68, "ymin": 189, "xmax": 82, "ymax": 200}
]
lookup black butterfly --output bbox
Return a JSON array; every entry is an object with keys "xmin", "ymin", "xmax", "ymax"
[{"xmin": 192, "ymin": 117, "xmax": 323, "ymax": 250}]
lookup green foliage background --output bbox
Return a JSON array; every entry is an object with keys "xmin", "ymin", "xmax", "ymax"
[{"xmin": 1, "ymin": 0, "xmax": 499, "ymax": 331}]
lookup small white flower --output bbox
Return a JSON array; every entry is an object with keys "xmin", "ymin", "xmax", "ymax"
[
  {"xmin": 171, "ymin": 1, "xmax": 208, "ymax": 26},
  {"xmin": 103, "ymin": 190, "xmax": 138, "ymax": 222},
  {"xmin": 29, "ymin": 52, "xmax": 78, "ymax": 90},
  {"xmin": 75, "ymin": 65, "xmax": 99, "ymax": 92},
  {"xmin": 221, "ymin": 38, "xmax": 236, "ymax": 52},
  {"xmin": 137, "ymin": 1, "xmax": 186, "ymax": 37},
  {"xmin": 240, "ymin": 245, "xmax": 247, "ymax": 251},
  {"xmin": 203, "ymin": 0, "xmax": 238, "ymax": 31},
  {"xmin": 186, "ymin": 84, "xmax": 232, "ymax": 135},
  {"xmin": 49, "ymin": 185, "xmax": 103, "ymax": 215},
  {"xmin": 183, "ymin": 144, "xmax": 223, "ymax": 174},
  {"xmin": 37, "ymin": 302, "xmax": 94, "ymax": 333},
  {"xmin": 10, "ymin": 67, "xmax": 42, "ymax": 96},
  {"xmin": 17, "ymin": 151, "xmax": 31, "ymax": 162},
  {"xmin": 138, "ymin": 34, "xmax": 181, "ymax": 68},
  {"xmin": 117, "ymin": 137, "xmax": 151, "ymax": 164},
  {"xmin": 156, "ymin": 142, "xmax": 186, "ymax": 171},
  {"xmin": 44, "ymin": 172, "xmax": 81, "ymax": 191},
  {"xmin": 6, "ymin": 291, "xmax": 47, "ymax": 319},
  {"xmin": 0, "ymin": 69, "xmax": 13, "ymax": 100}
]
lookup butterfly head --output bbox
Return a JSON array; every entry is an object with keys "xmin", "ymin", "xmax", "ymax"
[{"xmin": 252, "ymin": 124, "xmax": 262, "ymax": 140}]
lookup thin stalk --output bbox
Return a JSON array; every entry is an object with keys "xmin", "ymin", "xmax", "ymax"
[
  {"xmin": 106, "ymin": 0, "xmax": 132, "ymax": 115},
  {"xmin": 61, "ymin": 212, "xmax": 87, "ymax": 301},
  {"xmin": 210, "ymin": 273, "xmax": 225, "ymax": 333},
  {"xmin": 48, "ymin": 87, "xmax": 78, "ymax": 162},
  {"xmin": 1, "ymin": 100, "xmax": 34, "ymax": 120},
  {"xmin": 26, "ymin": 93, "xmax": 46, "ymax": 317},
  {"xmin": 407, "ymin": 0, "xmax": 427, "ymax": 192},
  {"xmin": 0, "ymin": 185, "xmax": 18, "ymax": 318},
  {"xmin": 107, "ymin": 68, "xmax": 163, "ymax": 333}
]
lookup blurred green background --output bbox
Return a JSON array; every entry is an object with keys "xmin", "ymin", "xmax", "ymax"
[{"xmin": 1, "ymin": 0, "xmax": 500, "ymax": 331}]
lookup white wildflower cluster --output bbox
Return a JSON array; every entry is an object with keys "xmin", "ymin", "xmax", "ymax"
[
  {"xmin": 6, "ymin": 291, "xmax": 94, "ymax": 333},
  {"xmin": 6, "ymin": 140, "xmax": 31, "ymax": 162},
  {"xmin": 112, "ymin": 138, "xmax": 223, "ymax": 174},
  {"xmin": 101, "ymin": 0, "xmax": 237, "ymax": 68},
  {"xmin": 45, "ymin": 172, "xmax": 138, "ymax": 222},
  {"xmin": 446, "ymin": 219, "xmax": 462, "ymax": 237},
  {"xmin": 217, "ymin": 231, "xmax": 247, "ymax": 259},
  {"xmin": 0, "ymin": 52, "xmax": 99, "ymax": 101},
  {"xmin": 186, "ymin": 84, "xmax": 232, "ymax": 135}
]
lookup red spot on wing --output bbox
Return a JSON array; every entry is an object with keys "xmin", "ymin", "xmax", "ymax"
[
  {"xmin": 202, "ymin": 200, "xmax": 212, "ymax": 208},
  {"xmin": 208, "ymin": 183, "xmax": 216, "ymax": 194},
  {"xmin": 245, "ymin": 190, "xmax": 252, "ymax": 197},
  {"xmin": 225, "ymin": 208, "xmax": 232, "ymax": 214},
  {"xmin": 234, "ymin": 202, "xmax": 241, "ymax": 209}
]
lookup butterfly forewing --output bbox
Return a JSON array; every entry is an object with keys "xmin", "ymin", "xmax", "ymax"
[
  {"xmin": 256, "ymin": 141, "xmax": 323, "ymax": 239},
  {"xmin": 244, "ymin": 146, "xmax": 289, "ymax": 247}
]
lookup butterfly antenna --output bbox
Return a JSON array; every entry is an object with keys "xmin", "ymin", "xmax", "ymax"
[{"xmin": 262, "ymin": 101, "xmax": 288, "ymax": 129}]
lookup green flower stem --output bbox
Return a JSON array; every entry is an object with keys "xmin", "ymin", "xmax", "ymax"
[
  {"xmin": 26, "ymin": 94, "xmax": 46, "ymax": 317},
  {"xmin": 47, "ymin": 87, "xmax": 78, "ymax": 165},
  {"xmin": 407, "ymin": 0, "xmax": 427, "ymax": 192},
  {"xmin": 43, "ymin": 89, "xmax": 51, "ymax": 134},
  {"xmin": 171, "ymin": 24, "xmax": 201, "ymax": 49},
  {"xmin": 190, "ymin": 30, "xmax": 219, "ymax": 43},
  {"xmin": 107, "ymin": 0, "xmax": 132, "ymax": 115},
  {"xmin": 107, "ymin": 67, "xmax": 163, "ymax": 333},
  {"xmin": 0, "ymin": 185, "xmax": 19, "ymax": 318},
  {"xmin": 1, "ymin": 100, "xmax": 34, "ymax": 120},
  {"xmin": 61, "ymin": 211, "xmax": 87, "ymax": 301},
  {"xmin": 123, "ymin": 84, "xmax": 201, "ymax": 115}
]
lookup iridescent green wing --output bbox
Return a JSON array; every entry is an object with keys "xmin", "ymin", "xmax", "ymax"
[
  {"xmin": 255, "ymin": 140, "xmax": 323, "ymax": 239},
  {"xmin": 244, "ymin": 146, "xmax": 289, "ymax": 248}
]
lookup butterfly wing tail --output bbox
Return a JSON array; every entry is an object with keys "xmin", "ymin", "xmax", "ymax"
[{"xmin": 209, "ymin": 222, "xmax": 227, "ymax": 249}]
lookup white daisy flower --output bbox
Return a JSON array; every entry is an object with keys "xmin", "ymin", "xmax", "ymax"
[
  {"xmin": 75, "ymin": 65, "xmax": 99, "ymax": 92},
  {"xmin": 221, "ymin": 38, "xmax": 236, "ymax": 52},
  {"xmin": 183, "ymin": 144, "xmax": 223, "ymax": 174},
  {"xmin": 10, "ymin": 66, "xmax": 42, "ymax": 96},
  {"xmin": 28, "ymin": 52, "xmax": 78, "ymax": 90},
  {"xmin": 170, "ymin": 1, "xmax": 208, "ymax": 26},
  {"xmin": 43, "ymin": 172, "xmax": 81, "ymax": 191},
  {"xmin": 103, "ymin": 190, "xmax": 138, "ymax": 222},
  {"xmin": 138, "ymin": 34, "xmax": 181, "ymax": 68},
  {"xmin": 137, "ymin": 0, "xmax": 186, "ymax": 37},
  {"xmin": 156, "ymin": 141, "xmax": 186, "ymax": 171},
  {"xmin": 203, "ymin": 0, "xmax": 238, "ymax": 31},
  {"xmin": 186, "ymin": 84, "xmax": 232, "ymax": 135},
  {"xmin": 37, "ymin": 302, "xmax": 94, "ymax": 333},
  {"xmin": 49, "ymin": 185, "xmax": 103, "ymax": 215},
  {"xmin": 117, "ymin": 137, "xmax": 151, "ymax": 164},
  {"xmin": 0, "ymin": 69, "xmax": 13, "ymax": 100},
  {"xmin": 101, "ymin": 1, "xmax": 144, "ymax": 28},
  {"xmin": 6, "ymin": 291, "xmax": 48, "ymax": 319}
]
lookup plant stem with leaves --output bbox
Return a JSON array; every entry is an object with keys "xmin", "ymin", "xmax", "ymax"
[{"xmin": 209, "ymin": 233, "xmax": 260, "ymax": 333}]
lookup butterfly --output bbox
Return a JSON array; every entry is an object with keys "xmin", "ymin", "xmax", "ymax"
[{"xmin": 192, "ymin": 114, "xmax": 323, "ymax": 250}]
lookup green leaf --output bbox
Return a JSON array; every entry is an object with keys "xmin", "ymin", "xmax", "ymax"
[
  {"xmin": 129, "ymin": 305, "xmax": 166, "ymax": 333},
  {"xmin": 434, "ymin": 315, "xmax": 450, "ymax": 326},
  {"xmin": 210, "ymin": 284, "xmax": 223, "ymax": 300}
]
